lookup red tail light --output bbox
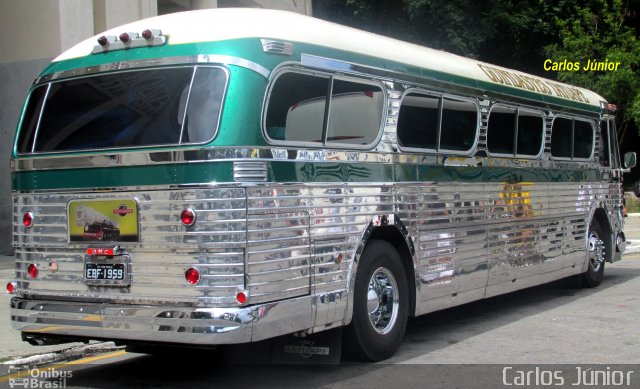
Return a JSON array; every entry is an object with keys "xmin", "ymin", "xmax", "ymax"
[
  {"xmin": 6, "ymin": 282, "xmax": 16, "ymax": 294},
  {"xmin": 23, "ymin": 212, "xmax": 34, "ymax": 227},
  {"xmin": 27, "ymin": 264, "xmax": 38, "ymax": 279},
  {"xmin": 180, "ymin": 208, "xmax": 197, "ymax": 226},
  {"xmin": 185, "ymin": 268, "xmax": 200, "ymax": 285},
  {"xmin": 236, "ymin": 291, "xmax": 248, "ymax": 304}
]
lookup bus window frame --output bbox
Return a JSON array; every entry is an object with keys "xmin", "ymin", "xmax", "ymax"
[
  {"xmin": 486, "ymin": 104, "xmax": 545, "ymax": 160},
  {"xmin": 262, "ymin": 67, "xmax": 386, "ymax": 150},
  {"xmin": 550, "ymin": 115, "xmax": 595, "ymax": 162},
  {"xmin": 396, "ymin": 88, "xmax": 480, "ymax": 156},
  {"xmin": 15, "ymin": 65, "xmax": 229, "ymax": 156}
]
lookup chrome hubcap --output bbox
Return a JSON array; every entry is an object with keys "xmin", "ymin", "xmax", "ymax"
[
  {"xmin": 366, "ymin": 267, "xmax": 399, "ymax": 334},
  {"xmin": 588, "ymin": 231, "xmax": 605, "ymax": 272}
]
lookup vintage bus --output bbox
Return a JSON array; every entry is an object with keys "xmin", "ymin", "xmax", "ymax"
[{"xmin": 8, "ymin": 8, "xmax": 636, "ymax": 361}]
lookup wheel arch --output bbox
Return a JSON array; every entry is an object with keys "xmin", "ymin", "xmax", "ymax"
[
  {"xmin": 591, "ymin": 207, "xmax": 615, "ymax": 263},
  {"xmin": 344, "ymin": 214, "xmax": 417, "ymax": 325}
]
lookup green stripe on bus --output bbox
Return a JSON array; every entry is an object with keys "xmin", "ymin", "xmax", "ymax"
[{"xmin": 12, "ymin": 161, "xmax": 601, "ymax": 191}]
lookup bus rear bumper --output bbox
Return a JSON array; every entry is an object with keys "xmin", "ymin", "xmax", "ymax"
[{"xmin": 10, "ymin": 296, "xmax": 312, "ymax": 346}]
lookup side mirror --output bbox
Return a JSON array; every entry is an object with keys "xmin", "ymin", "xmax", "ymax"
[{"xmin": 624, "ymin": 151, "xmax": 637, "ymax": 170}]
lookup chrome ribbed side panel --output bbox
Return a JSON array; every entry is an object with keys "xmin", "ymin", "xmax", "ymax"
[
  {"xmin": 12, "ymin": 188, "xmax": 246, "ymax": 305},
  {"xmin": 246, "ymin": 209, "xmax": 311, "ymax": 303},
  {"xmin": 12, "ymin": 179, "xmax": 610, "ymax": 322}
]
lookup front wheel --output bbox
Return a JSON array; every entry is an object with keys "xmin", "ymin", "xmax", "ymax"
[
  {"xmin": 342, "ymin": 240, "xmax": 409, "ymax": 361},
  {"xmin": 582, "ymin": 220, "xmax": 606, "ymax": 288}
]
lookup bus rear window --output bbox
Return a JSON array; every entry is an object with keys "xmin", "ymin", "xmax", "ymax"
[{"xmin": 18, "ymin": 66, "xmax": 226, "ymax": 153}]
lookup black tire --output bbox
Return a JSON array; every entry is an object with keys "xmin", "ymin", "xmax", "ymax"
[
  {"xmin": 582, "ymin": 220, "xmax": 606, "ymax": 288},
  {"xmin": 342, "ymin": 240, "xmax": 409, "ymax": 361}
]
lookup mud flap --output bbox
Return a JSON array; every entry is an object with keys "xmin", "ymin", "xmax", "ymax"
[{"xmin": 271, "ymin": 328, "xmax": 342, "ymax": 364}]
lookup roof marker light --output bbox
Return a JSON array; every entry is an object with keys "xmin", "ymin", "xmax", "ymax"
[
  {"xmin": 119, "ymin": 32, "xmax": 138, "ymax": 43},
  {"xmin": 97, "ymin": 35, "xmax": 116, "ymax": 47}
]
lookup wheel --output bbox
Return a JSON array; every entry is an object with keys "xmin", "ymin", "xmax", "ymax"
[
  {"xmin": 342, "ymin": 240, "xmax": 409, "ymax": 361},
  {"xmin": 582, "ymin": 220, "xmax": 606, "ymax": 287}
]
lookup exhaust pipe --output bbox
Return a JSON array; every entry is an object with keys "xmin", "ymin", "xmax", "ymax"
[{"xmin": 22, "ymin": 333, "xmax": 77, "ymax": 346}]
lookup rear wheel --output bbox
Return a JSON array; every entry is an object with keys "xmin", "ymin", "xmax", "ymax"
[
  {"xmin": 342, "ymin": 240, "xmax": 409, "ymax": 361},
  {"xmin": 582, "ymin": 220, "xmax": 606, "ymax": 287}
]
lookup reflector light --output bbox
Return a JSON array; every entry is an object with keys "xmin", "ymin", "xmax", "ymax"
[
  {"xmin": 142, "ymin": 29, "xmax": 153, "ymax": 40},
  {"xmin": 86, "ymin": 247, "xmax": 116, "ymax": 256},
  {"xmin": 6, "ymin": 282, "xmax": 16, "ymax": 294},
  {"xmin": 236, "ymin": 291, "xmax": 247, "ymax": 304},
  {"xmin": 27, "ymin": 264, "xmax": 38, "ymax": 280},
  {"xmin": 119, "ymin": 32, "xmax": 131, "ymax": 43},
  {"xmin": 185, "ymin": 268, "xmax": 200, "ymax": 285},
  {"xmin": 23, "ymin": 212, "xmax": 34, "ymax": 227},
  {"xmin": 181, "ymin": 208, "xmax": 197, "ymax": 226}
]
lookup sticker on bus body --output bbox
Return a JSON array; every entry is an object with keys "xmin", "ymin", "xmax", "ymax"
[{"xmin": 68, "ymin": 199, "xmax": 139, "ymax": 242}]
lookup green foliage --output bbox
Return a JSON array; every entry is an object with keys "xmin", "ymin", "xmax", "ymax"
[{"xmin": 545, "ymin": 0, "xmax": 640, "ymax": 138}]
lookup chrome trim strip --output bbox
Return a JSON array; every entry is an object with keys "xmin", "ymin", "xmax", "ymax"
[
  {"xmin": 233, "ymin": 161, "xmax": 267, "ymax": 182},
  {"xmin": 260, "ymin": 39, "xmax": 294, "ymax": 55},
  {"xmin": 12, "ymin": 145, "xmax": 604, "ymax": 175},
  {"xmin": 11, "ymin": 295, "xmax": 311, "ymax": 344},
  {"xmin": 35, "ymin": 54, "xmax": 269, "ymax": 84}
]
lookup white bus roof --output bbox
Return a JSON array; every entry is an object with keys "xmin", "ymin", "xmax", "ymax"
[{"xmin": 55, "ymin": 8, "xmax": 605, "ymax": 109}]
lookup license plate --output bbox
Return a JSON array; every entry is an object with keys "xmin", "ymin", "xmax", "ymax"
[{"xmin": 84, "ymin": 261, "xmax": 129, "ymax": 286}]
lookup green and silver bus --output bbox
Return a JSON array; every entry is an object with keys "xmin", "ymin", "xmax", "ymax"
[{"xmin": 8, "ymin": 8, "xmax": 636, "ymax": 361}]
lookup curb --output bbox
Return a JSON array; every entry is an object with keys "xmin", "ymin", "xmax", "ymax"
[
  {"xmin": 2, "ymin": 342, "xmax": 123, "ymax": 367},
  {"xmin": 626, "ymin": 240, "xmax": 640, "ymax": 254}
]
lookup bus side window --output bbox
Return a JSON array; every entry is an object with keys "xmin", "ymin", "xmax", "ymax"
[
  {"xmin": 265, "ymin": 72, "xmax": 329, "ymax": 143},
  {"xmin": 600, "ymin": 120, "xmax": 610, "ymax": 167},
  {"xmin": 16, "ymin": 85, "xmax": 48, "ymax": 153},
  {"xmin": 487, "ymin": 106, "xmax": 516, "ymax": 155},
  {"xmin": 551, "ymin": 117, "xmax": 572, "ymax": 158},
  {"xmin": 574, "ymin": 120, "xmax": 594, "ymax": 159},
  {"xmin": 516, "ymin": 110, "xmax": 544, "ymax": 157},
  {"xmin": 440, "ymin": 98, "xmax": 478, "ymax": 152},
  {"xmin": 183, "ymin": 68, "xmax": 227, "ymax": 144},
  {"xmin": 326, "ymin": 79, "xmax": 383, "ymax": 146},
  {"xmin": 397, "ymin": 93, "xmax": 439, "ymax": 150}
]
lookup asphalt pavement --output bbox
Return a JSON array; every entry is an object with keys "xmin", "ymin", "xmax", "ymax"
[{"xmin": 2, "ymin": 214, "xmax": 640, "ymax": 363}]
